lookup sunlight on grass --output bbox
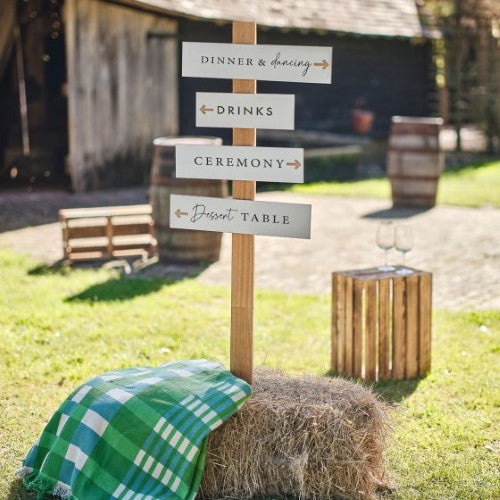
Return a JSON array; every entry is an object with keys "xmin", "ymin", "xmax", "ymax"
[
  {"xmin": 0, "ymin": 252, "xmax": 498, "ymax": 498},
  {"xmin": 290, "ymin": 160, "xmax": 500, "ymax": 207}
]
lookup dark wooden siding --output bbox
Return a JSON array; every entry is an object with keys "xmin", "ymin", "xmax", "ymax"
[
  {"xmin": 65, "ymin": 0, "xmax": 179, "ymax": 191},
  {"xmin": 178, "ymin": 19, "xmax": 435, "ymax": 142}
]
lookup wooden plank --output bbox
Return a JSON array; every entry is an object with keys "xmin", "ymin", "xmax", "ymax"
[
  {"xmin": 393, "ymin": 277, "xmax": 406, "ymax": 379},
  {"xmin": 67, "ymin": 225, "xmax": 107, "ymax": 239},
  {"xmin": 69, "ymin": 241, "xmax": 154, "ymax": 254},
  {"xmin": 378, "ymin": 277, "xmax": 391, "ymax": 380},
  {"xmin": 230, "ymin": 307, "xmax": 253, "ymax": 382},
  {"xmin": 353, "ymin": 279, "xmax": 364, "ymax": 378},
  {"xmin": 365, "ymin": 280, "xmax": 377, "ymax": 381},
  {"xmin": 111, "ymin": 222, "xmax": 152, "ymax": 237},
  {"xmin": 331, "ymin": 273, "xmax": 339, "ymax": 373},
  {"xmin": 336, "ymin": 274, "xmax": 347, "ymax": 374},
  {"xmin": 230, "ymin": 20, "xmax": 256, "ymax": 385},
  {"xmin": 69, "ymin": 244, "xmax": 108, "ymax": 254},
  {"xmin": 339, "ymin": 266, "xmax": 425, "ymax": 280},
  {"xmin": 59, "ymin": 213, "xmax": 70, "ymax": 260},
  {"xmin": 67, "ymin": 221, "xmax": 152, "ymax": 239},
  {"xmin": 67, "ymin": 247, "xmax": 152, "ymax": 261},
  {"xmin": 59, "ymin": 205, "xmax": 152, "ymax": 218},
  {"xmin": 106, "ymin": 217, "xmax": 114, "ymax": 256},
  {"xmin": 419, "ymin": 273, "xmax": 432, "ymax": 376},
  {"xmin": 406, "ymin": 274, "xmax": 419, "ymax": 378},
  {"xmin": 344, "ymin": 276, "xmax": 354, "ymax": 375},
  {"xmin": 331, "ymin": 273, "xmax": 346, "ymax": 374}
]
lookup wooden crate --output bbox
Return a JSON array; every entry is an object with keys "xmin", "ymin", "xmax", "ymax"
[
  {"xmin": 59, "ymin": 205, "xmax": 157, "ymax": 261},
  {"xmin": 332, "ymin": 267, "xmax": 432, "ymax": 381}
]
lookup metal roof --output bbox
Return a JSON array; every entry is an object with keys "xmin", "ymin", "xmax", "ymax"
[{"xmin": 117, "ymin": 0, "xmax": 436, "ymax": 38}]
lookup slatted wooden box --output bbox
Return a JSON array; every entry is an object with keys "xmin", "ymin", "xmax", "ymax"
[
  {"xmin": 59, "ymin": 205, "xmax": 157, "ymax": 261},
  {"xmin": 332, "ymin": 267, "xmax": 432, "ymax": 381}
]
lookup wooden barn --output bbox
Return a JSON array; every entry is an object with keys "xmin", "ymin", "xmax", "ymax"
[{"xmin": 0, "ymin": 0, "xmax": 438, "ymax": 192}]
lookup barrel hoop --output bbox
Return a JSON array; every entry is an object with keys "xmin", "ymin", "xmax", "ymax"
[
  {"xmin": 154, "ymin": 222, "xmax": 222, "ymax": 233},
  {"xmin": 150, "ymin": 176, "xmax": 223, "ymax": 188},
  {"xmin": 159, "ymin": 244, "xmax": 219, "ymax": 252},
  {"xmin": 391, "ymin": 124, "xmax": 442, "ymax": 135},
  {"xmin": 389, "ymin": 175, "xmax": 439, "ymax": 181},
  {"xmin": 393, "ymin": 193, "xmax": 436, "ymax": 200},
  {"xmin": 388, "ymin": 147, "xmax": 441, "ymax": 154}
]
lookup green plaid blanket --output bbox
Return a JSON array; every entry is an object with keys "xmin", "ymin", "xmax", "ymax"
[{"xmin": 20, "ymin": 359, "xmax": 251, "ymax": 499}]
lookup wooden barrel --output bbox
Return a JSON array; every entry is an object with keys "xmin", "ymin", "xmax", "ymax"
[
  {"xmin": 387, "ymin": 116, "xmax": 444, "ymax": 208},
  {"xmin": 150, "ymin": 136, "xmax": 226, "ymax": 263}
]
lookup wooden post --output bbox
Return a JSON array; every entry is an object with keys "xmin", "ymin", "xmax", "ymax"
[
  {"xmin": 392, "ymin": 277, "xmax": 406, "ymax": 379},
  {"xmin": 352, "ymin": 279, "xmax": 364, "ymax": 378},
  {"xmin": 230, "ymin": 21, "xmax": 256, "ymax": 384},
  {"xmin": 365, "ymin": 280, "xmax": 377, "ymax": 381},
  {"xmin": 378, "ymin": 278, "xmax": 391, "ymax": 379},
  {"xmin": 418, "ymin": 273, "xmax": 432, "ymax": 376}
]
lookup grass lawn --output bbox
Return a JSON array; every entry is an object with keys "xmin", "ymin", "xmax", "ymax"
[
  {"xmin": 290, "ymin": 160, "xmax": 500, "ymax": 207},
  {"xmin": 0, "ymin": 251, "xmax": 499, "ymax": 498}
]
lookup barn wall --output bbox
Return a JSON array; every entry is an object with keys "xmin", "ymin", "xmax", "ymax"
[
  {"xmin": 178, "ymin": 19, "xmax": 436, "ymax": 141},
  {"xmin": 0, "ymin": 0, "xmax": 15, "ymax": 78},
  {"xmin": 65, "ymin": 0, "xmax": 178, "ymax": 191}
]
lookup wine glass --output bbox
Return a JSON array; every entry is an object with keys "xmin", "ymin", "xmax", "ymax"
[
  {"xmin": 376, "ymin": 221, "xmax": 395, "ymax": 271},
  {"xmin": 395, "ymin": 225, "xmax": 413, "ymax": 275}
]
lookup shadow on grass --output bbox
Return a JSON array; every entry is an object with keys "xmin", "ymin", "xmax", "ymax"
[
  {"xmin": 443, "ymin": 157, "xmax": 498, "ymax": 174},
  {"xmin": 64, "ymin": 260, "xmax": 210, "ymax": 302},
  {"xmin": 28, "ymin": 259, "xmax": 133, "ymax": 277},
  {"xmin": 7, "ymin": 479, "xmax": 36, "ymax": 500},
  {"xmin": 370, "ymin": 378, "xmax": 421, "ymax": 403},
  {"xmin": 28, "ymin": 260, "xmax": 72, "ymax": 276},
  {"xmin": 362, "ymin": 206, "xmax": 432, "ymax": 220},
  {"xmin": 27, "ymin": 258, "xmax": 211, "ymax": 302},
  {"xmin": 65, "ymin": 276, "xmax": 168, "ymax": 302},
  {"xmin": 326, "ymin": 371, "xmax": 421, "ymax": 403}
]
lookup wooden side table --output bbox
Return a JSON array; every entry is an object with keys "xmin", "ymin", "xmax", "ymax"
[{"xmin": 332, "ymin": 267, "xmax": 432, "ymax": 381}]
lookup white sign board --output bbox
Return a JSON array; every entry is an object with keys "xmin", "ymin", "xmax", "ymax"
[
  {"xmin": 170, "ymin": 195, "xmax": 311, "ymax": 239},
  {"xmin": 182, "ymin": 42, "xmax": 332, "ymax": 84},
  {"xmin": 196, "ymin": 92, "xmax": 294, "ymax": 130},
  {"xmin": 175, "ymin": 145, "xmax": 304, "ymax": 183}
]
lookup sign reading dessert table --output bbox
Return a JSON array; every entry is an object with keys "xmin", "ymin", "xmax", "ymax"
[{"xmin": 172, "ymin": 23, "xmax": 332, "ymax": 383}]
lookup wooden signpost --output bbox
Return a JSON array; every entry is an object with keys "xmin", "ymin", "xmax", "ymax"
[
  {"xmin": 182, "ymin": 42, "xmax": 332, "ymax": 84},
  {"xmin": 173, "ymin": 21, "xmax": 332, "ymax": 383},
  {"xmin": 196, "ymin": 92, "xmax": 295, "ymax": 130},
  {"xmin": 170, "ymin": 195, "xmax": 311, "ymax": 239},
  {"xmin": 175, "ymin": 145, "xmax": 304, "ymax": 183}
]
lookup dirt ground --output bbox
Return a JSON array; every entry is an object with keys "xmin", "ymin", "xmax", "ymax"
[{"xmin": 0, "ymin": 187, "xmax": 499, "ymax": 310}]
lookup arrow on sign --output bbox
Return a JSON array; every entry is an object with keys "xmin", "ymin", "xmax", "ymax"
[
  {"xmin": 200, "ymin": 104, "xmax": 214, "ymax": 114},
  {"xmin": 175, "ymin": 209, "xmax": 189, "ymax": 218},
  {"xmin": 287, "ymin": 159, "xmax": 302, "ymax": 170},
  {"xmin": 314, "ymin": 59, "xmax": 329, "ymax": 70}
]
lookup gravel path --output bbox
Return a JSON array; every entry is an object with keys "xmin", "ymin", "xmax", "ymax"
[{"xmin": 0, "ymin": 189, "xmax": 498, "ymax": 310}]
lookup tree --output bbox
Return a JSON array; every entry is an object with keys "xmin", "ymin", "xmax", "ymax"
[{"xmin": 423, "ymin": 0, "xmax": 499, "ymax": 152}]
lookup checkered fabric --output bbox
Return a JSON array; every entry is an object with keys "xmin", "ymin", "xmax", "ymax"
[{"xmin": 20, "ymin": 359, "xmax": 252, "ymax": 499}]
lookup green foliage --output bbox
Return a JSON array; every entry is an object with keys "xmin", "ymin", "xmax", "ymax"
[
  {"xmin": 0, "ymin": 252, "xmax": 498, "ymax": 498},
  {"xmin": 304, "ymin": 153, "xmax": 360, "ymax": 182},
  {"xmin": 289, "ymin": 160, "xmax": 500, "ymax": 207}
]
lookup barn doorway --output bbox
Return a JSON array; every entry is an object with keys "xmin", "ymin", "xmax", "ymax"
[{"xmin": 0, "ymin": 0, "xmax": 69, "ymax": 190}]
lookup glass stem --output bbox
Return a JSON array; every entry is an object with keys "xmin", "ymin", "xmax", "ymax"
[
  {"xmin": 385, "ymin": 249, "xmax": 389, "ymax": 267},
  {"xmin": 402, "ymin": 251, "xmax": 406, "ymax": 266}
]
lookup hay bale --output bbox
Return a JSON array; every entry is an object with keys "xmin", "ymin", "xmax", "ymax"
[{"xmin": 200, "ymin": 369, "xmax": 390, "ymax": 499}]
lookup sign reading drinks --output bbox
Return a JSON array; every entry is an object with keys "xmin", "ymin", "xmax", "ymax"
[
  {"xmin": 182, "ymin": 42, "xmax": 332, "ymax": 84},
  {"xmin": 175, "ymin": 145, "xmax": 304, "ymax": 183},
  {"xmin": 196, "ymin": 92, "xmax": 294, "ymax": 130},
  {"xmin": 170, "ymin": 195, "xmax": 311, "ymax": 239}
]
